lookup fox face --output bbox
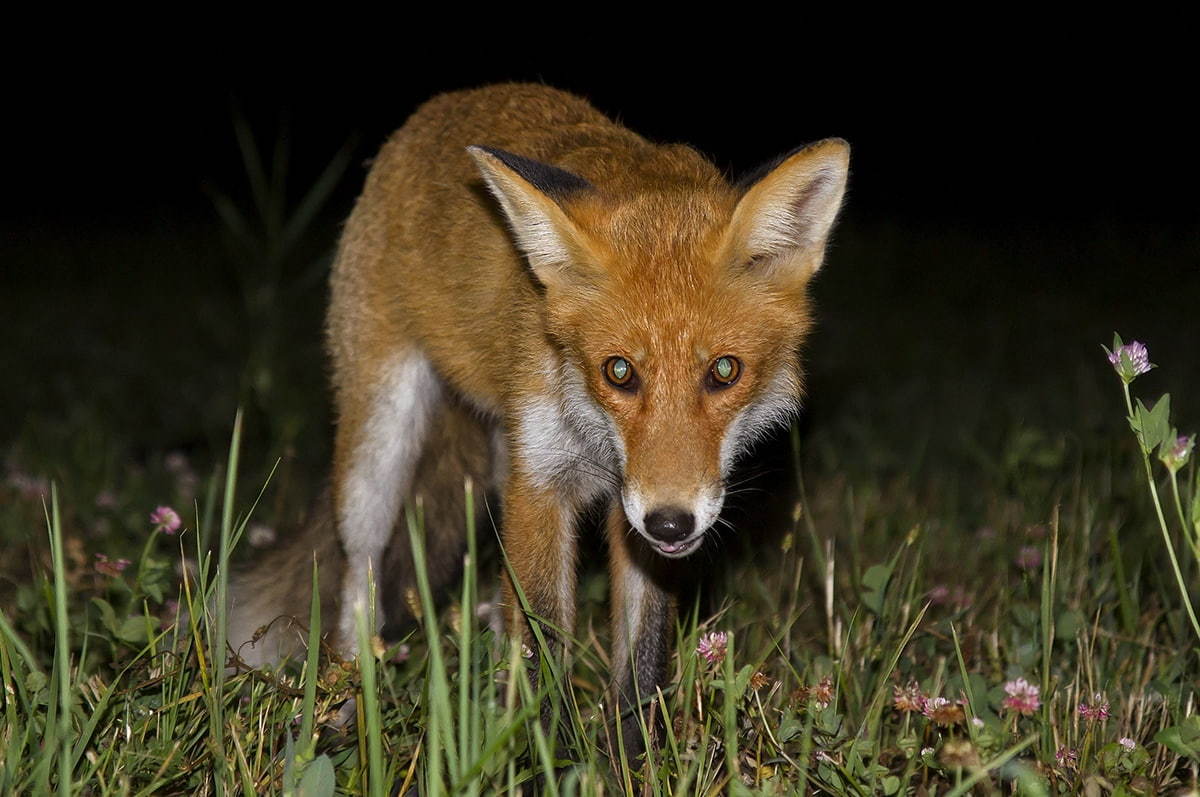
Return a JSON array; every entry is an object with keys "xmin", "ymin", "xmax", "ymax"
[
  {"xmin": 469, "ymin": 138, "xmax": 847, "ymax": 557},
  {"xmin": 546, "ymin": 249, "xmax": 812, "ymax": 557}
]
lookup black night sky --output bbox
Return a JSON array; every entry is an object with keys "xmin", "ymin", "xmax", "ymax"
[{"xmin": 4, "ymin": 42, "xmax": 1197, "ymax": 471}]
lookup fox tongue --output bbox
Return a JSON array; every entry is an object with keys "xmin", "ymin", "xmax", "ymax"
[{"xmin": 656, "ymin": 539, "xmax": 694, "ymax": 555}]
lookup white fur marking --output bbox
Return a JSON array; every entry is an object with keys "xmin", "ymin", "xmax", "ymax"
[
  {"xmin": 621, "ymin": 489, "xmax": 647, "ymax": 537},
  {"xmin": 692, "ymin": 488, "xmax": 724, "ymax": 535},
  {"xmin": 719, "ymin": 368, "xmax": 799, "ymax": 474},
  {"xmin": 515, "ymin": 356, "xmax": 622, "ymax": 503},
  {"xmin": 338, "ymin": 351, "xmax": 441, "ymax": 649}
]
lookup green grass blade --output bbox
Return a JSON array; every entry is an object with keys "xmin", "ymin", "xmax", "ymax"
[
  {"xmin": 299, "ymin": 555, "xmax": 321, "ymax": 755},
  {"xmin": 46, "ymin": 485, "xmax": 72, "ymax": 795},
  {"xmin": 355, "ymin": 598, "xmax": 386, "ymax": 797}
]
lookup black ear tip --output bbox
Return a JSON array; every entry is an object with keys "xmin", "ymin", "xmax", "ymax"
[
  {"xmin": 736, "ymin": 138, "xmax": 850, "ymax": 190},
  {"xmin": 468, "ymin": 146, "xmax": 593, "ymax": 199}
]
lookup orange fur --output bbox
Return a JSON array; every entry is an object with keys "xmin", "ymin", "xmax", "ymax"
[{"xmin": 326, "ymin": 83, "xmax": 849, "ymax": 759}]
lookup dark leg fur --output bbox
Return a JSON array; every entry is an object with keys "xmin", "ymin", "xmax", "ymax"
[{"xmin": 606, "ymin": 507, "xmax": 679, "ymax": 766}]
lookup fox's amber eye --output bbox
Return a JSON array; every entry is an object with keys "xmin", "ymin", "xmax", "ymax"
[
  {"xmin": 604, "ymin": 357, "xmax": 636, "ymax": 389},
  {"xmin": 708, "ymin": 356, "xmax": 741, "ymax": 388}
]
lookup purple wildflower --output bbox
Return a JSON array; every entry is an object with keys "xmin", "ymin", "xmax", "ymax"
[
  {"xmin": 893, "ymin": 680, "xmax": 926, "ymax": 713},
  {"xmin": 150, "ymin": 505, "xmax": 181, "ymax": 535},
  {"xmin": 1078, "ymin": 694, "xmax": 1110, "ymax": 721},
  {"xmin": 922, "ymin": 696, "xmax": 965, "ymax": 725},
  {"xmin": 94, "ymin": 553, "xmax": 131, "ymax": 577},
  {"xmin": 810, "ymin": 675, "xmax": 834, "ymax": 709},
  {"xmin": 1106, "ymin": 340, "xmax": 1153, "ymax": 383},
  {"xmin": 1002, "ymin": 678, "xmax": 1041, "ymax": 716},
  {"xmin": 697, "ymin": 631, "xmax": 729, "ymax": 665},
  {"xmin": 1160, "ymin": 434, "xmax": 1195, "ymax": 474},
  {"xmin": 1056, "ymin": 746, "xmax": 1079, "ymax": 769}
]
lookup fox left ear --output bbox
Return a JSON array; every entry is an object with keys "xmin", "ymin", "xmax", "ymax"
[
  {"xmin": 467, "ymin": 146, "xmax": 594, "ymax": 290},
  {"xmin": 725, "ymin": 138, "xmax": 849, "ymax": 286}
]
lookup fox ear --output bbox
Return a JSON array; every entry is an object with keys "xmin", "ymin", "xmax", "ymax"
[
  {"xmin": 726, "ymin": 138, "xmax": 849, "ymax": 286},
  {"xmin": 467, "ymin": 146, "xmax": 593, "ymax": 288}
]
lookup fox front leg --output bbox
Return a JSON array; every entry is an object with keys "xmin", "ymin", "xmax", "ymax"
[
  {"xmin": 606, "ymin": 501, "xmax": 677, "ymax": 763},
  {"xmin": 500, "ymin": 472, "xmax": 580, "ymax": 688}
]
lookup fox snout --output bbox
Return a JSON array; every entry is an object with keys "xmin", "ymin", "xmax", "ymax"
[
  {"xmin": 645, "ymin": 508, "xmax": 693, "ymax": 543},
  {"xmin": 622, "ymin": 485, "xmax": 724, "ymax": 558}
]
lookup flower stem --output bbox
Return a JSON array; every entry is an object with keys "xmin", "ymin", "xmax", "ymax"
[
  {"xmin": 1123, "ymin": 383, "xmax": 1200, "ymax": 647},
  {"xmin": 1168, "ymin": 475, "xmax": 1196, "ymax": 558}
]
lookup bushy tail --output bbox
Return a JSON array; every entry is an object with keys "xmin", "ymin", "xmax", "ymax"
[
  {"xmin": 225, "ymin": 484, "xmax": 342, "ymax": 667},
  {"xmin": 227, "ymin": 398, "xmax": 495, "ymax": 668}
]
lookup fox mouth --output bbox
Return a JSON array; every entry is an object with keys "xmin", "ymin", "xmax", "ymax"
[{"xmin": 649, "ymin": 535, "xmax": 703, "ymax": 558}]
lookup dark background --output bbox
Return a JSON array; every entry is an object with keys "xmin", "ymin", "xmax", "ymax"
[{"xmin": 4, "ymin": 47, "xmax": 1197, "ymax": 499}]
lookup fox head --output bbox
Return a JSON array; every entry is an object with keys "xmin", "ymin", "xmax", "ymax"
[{"xmin": 470, "ymin": 139, "xmax": 848, "ymax": 557}]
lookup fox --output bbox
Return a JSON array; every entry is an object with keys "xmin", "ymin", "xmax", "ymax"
[{"xmin": 228, "ymin": 82, "xmax": 848, "ymax": 758}]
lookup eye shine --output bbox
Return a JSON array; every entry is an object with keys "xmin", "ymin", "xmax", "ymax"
[
  {"xmin": 228, "ymin": 82, "xmax": 851, "ymax": 771},
  {"xmin": 709, "ymin": 356, "xmax": 742, "ymax": 387},
  {"xmin": 605, "ymin": 356, "xmax": 635, "ymax": 388}
]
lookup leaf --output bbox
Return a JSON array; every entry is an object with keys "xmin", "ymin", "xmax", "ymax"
[
  {"xmin": 1134, "ymin": 395, "xmax": 1172, "ymax": 454},
  {"xmin": 732, "ymin": 664, "xmax": 755, "ymax": 700},
  {"xmin": 116, "ymin": 616, "xmax": 150, "ymax": 644},
  {"xmin": 776, "ymin": 710, "xmax": 803, "ymax": 742},
  {"xmin": 91, "ymin": 597, "xmax": 118, "ymax": 636},
  {"xmin": 882, "ymin": 775, "xmax": 901, "ymax": 795},
  {"xmin": 861, "ymin": 563, "xmax": 893, "ymax": 616},
  {"xmin": 297, "ymin": 754, "xmax": 336, "ymax": 797},
  {"xmin": 1155, "ymin": 720, "xmax": 1200, "ymax": 761},
  {"xmin": 25, "ymin": 669, "xmax": 48, "ymax": 695}
]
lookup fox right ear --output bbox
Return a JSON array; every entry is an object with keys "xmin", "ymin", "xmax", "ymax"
[
  {"xmin": 724, "ymin": 138, "xmax": 849, "ymax": 288},
  {"xmin": 467, "ymin": 146, "xmax": 593, "ymax": 289}
]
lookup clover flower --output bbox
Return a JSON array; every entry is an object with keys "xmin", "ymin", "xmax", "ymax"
[
  {"xmin": 1105, "ymin": 340, "xmax": 1153, "ymax": 383},
  {"xmin": 94, "ymin": 553, "xmax": 131, "ymax": 577},
  {"xmin": 749, "ymin": 671, "xmax": 772, "ymax": 691},
  {"xmin": 1078, "ymin": 695, "xmax": 1110, "ymax": 721},
  {"xmin": 922, "ymin": 696, "xmax": 965, "ymax": 725},
  {"xmin": 939, "ymin": 739, "xmax": 981, "ymax": 768},
  {"xmin": 1002, "ymin": 678, "xmax": 1041, "ymax": 716},
  {"xmin": 150, "ymin": 505, "xmax": 181, "ymax": 535},
  {"xmin": 893, "ymin": 680, "xmax": 927, "ymax": 713},
  {"xmin": 697, "ymin": 631, "xmax": 728, "ymax": 665},
  {"xmin": 810, "ymin": 675, "xmax": 834, "ymax": 709},
  {"xmin": 1056, "ymin": 746, "xmax": 1079, "ymax": 769},
  {"xmin": 1160, "ymin": 434, "xmax": 1195, "ymax": 474},
  {"xmin": 1119, "ymin": 737, "xmax": 1136, "ymax": 751}
]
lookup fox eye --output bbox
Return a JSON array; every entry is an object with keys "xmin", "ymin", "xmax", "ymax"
[
  {"xmin": 604, "ymin": 357, "xmax": 637, "ymax": 389},
  {"xmin": 707, "ymin": 356, "xmax": 741, "ymax": 388}
]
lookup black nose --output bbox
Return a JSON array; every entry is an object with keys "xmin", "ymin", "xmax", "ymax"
[{"xmin": 644, "ymin": 508, "xmax": 695, "ymax": 542}]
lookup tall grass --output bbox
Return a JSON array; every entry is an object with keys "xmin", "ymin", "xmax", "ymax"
[{"xmin": 2, "ymin": 335, "xmax": 1198, "ymax": 793}]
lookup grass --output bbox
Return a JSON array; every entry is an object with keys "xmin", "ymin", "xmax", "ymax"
[
  {"xmin": 2, "ymin": 124, "xmax": 1199, "ymax": 793},
  {"xmin": 2, "ymin": 347, "xmax": 1199, "ymax": 793}
]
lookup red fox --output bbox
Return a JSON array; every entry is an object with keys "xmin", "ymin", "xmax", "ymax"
[{"xmin": 229, "ymin": 83, "xmax": 847, "ymax": 755}]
